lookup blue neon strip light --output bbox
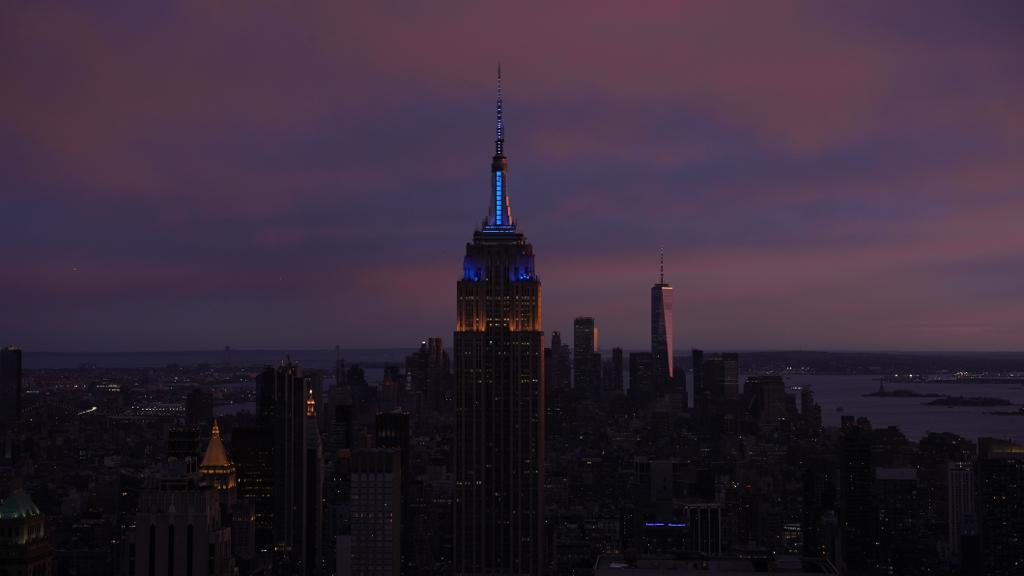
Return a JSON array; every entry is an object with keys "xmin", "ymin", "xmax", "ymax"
[{"xmin": 495, "ymin": 172, "xmax": 503, "ymax": 225}]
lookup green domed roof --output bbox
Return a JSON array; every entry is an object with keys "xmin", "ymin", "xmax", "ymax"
[{"xmin": 0, "ymin": 489, "xmax": 41, "ymax": 519}]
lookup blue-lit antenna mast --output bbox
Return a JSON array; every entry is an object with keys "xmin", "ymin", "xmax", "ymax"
[{"xmin": 496, "ymin": 65, "xmax": 503, "ymax": 154}]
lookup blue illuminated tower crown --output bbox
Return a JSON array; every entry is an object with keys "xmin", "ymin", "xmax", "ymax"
[{"xmin": 484, "ymin": 65, "xmax": 514, "ymax": 231}]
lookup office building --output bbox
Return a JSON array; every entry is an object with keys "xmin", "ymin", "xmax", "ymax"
[
  {"xmin": 873, "ymin": 467, "xmax": 920, "ymax": 575},
  {"xmin": 0, "ymin": 488, "xmax": 53, "ymax": 576},
  {"xmin": 839, "ymin": 422, "xmax": 873, "ymax": 575},
  {"xmin": 745, "ymin": 374, "xmax": 786, "ymax": 430},
  {"xmin": 406, "ymin": 337, "xmax": 451, "ymax": 414},
  {"xmin": 1, "ymin": 347, "xmax": 22, "ymax": 462},
  {"xmin": 199, "ymin": 422, "xmax": 257, "ymax": 565},
  {"xmin": 976, "ymin": 437, "xmax": 1024, "ymax": 576},
  {"xmin": 690, "ymin": 352, "xmax": 739, "ymax": 436},
  {"xmin": 376, "ymin": 411, "xmax": 412, "ymax": 573},
  {"xmin": 605, "ymin": 347, "xmax": 624, "ymax": 394},
  {"xmin": 628, "ymin": 352, "xmax": 653, "ymax": 400},
  {"xmin": 350, "ymin": 449, "xmax": 403, "ymax": 576},
  {"xmin": 454, "ymin": 69, "xmax": 545, "ymax": 575},
  {"xmin": 800, "ymin": 386, "xmax": 822, "ymax": 430},
  {"xmin": 131, "ymin": 473, "xmax": 234, "ymax": 576},
  {"xmin": 947, "ymin": 461, "xmax": 975, "ymax": 563},
  {"xmin": 545, "ymin": 331, "xmax": 571, "ymax": 393},
  {"xmin": 232, "ymin": 425, "xmax": 274, "ymax": 553},
  {"xmin": 262, "ymin": 362, "xmax": 324, "ymax": 574},
  {"xmin": 0, "ymin": 347, "xmax": 20, "ymax": 424},
  {"xmin": 573, "ymin": 317, "xmax": 599, "ymax": 394}
]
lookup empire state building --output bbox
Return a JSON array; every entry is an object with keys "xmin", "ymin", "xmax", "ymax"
[{"xmin": 454, "ymin": 69, "xmax": 545, "ymax": 575}]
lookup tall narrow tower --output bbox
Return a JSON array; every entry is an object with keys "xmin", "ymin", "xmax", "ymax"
[
  {"xmin": 454, "ymin": 68, "xmax": 545, "ymax": 575},
  {"xmin": 651, "ymin": 250, "xmax": 674, "ymax": 393},
  {"xmin": 264, "ymin": 362, "xmax": 323, "ymax": 575}
]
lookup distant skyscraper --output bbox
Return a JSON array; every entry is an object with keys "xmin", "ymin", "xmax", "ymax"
[
  {"xmin": 606, "ymin": 347, "xmax": 625, "ymax": 393},
  {"xmin": 651, "ymin": 251, "xmax": 673, "ymax": 394},
  {"xmin": 454, "ymin": 69, "xmax": 545, "ymax": 575},
  {"xmin": 746, "ymin": 374, "xmax": 786, "ymax": 429},
  {"xmin": 976, "ymin": 437, "xmax": 1024, "ymax": 575},
  {"xmin": 263, "ymin": 362, "xmax": 324, "ymax": 575},
  {"xmin": 1, "ymin": 347, "xmax": 22, "ymax": 460},
  {"xmin": 628, "ymin": 352, "xmax": 653, "ymax": 400},
  {"xmin": 691, "ymin": 349, "xmax": 706, "ymax": 423},
  {"xmin": 406, "ymin": 337, "xmax": 451, "ymax": 413},
  {"xmin": 573, "ymin": 317, "xmax": 598, "ymax": 393},
  {"xmin": 800, "ymin": 386, "xmax": 823, "ymax": 431},
  {"xmin": 302, "ymin": 390, "xmax": 324, "ymax": 574},
  {"xmin": 545, "ymin": 331, "xmax": 571, "ymax": 393},
  {"xmin": 696, "ymin": 352, "xmax": 739, "ymax": 436}
]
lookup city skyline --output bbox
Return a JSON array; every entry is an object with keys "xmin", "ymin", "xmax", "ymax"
[
  {"xmin": 3, "ymin": 8, "xmax": 1024, "ymax": 570},
  {"xmin": 3, "ymin": 2, "xmax": 1023, "ymax": 352}
]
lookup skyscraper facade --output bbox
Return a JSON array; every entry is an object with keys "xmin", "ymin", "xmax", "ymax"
[
  {"xmin": 693, "ymin": 352, "xmax": 739, "ymax": 436},
  {"xmin": 976, "ymin": 437, "xmax": 1024, "ymax": 575},
  {"xmin": 545, "ymin": 331, "xmax": 571, "ymax": 393},
  {"xmin": 454, "ymin": 70, "xmax": 545, "ymax": 575},
  {"xmin": 262, "ymin": 362, "xmax": 324, "ymax": 575},
  {"xmin": 1, "ymin": 347, "xmax": 22, "ymax": 461},
  {"xmin": 839, "ymin": 421, "xmax": 874, "ymax": 575},
  {"xmin": 232, "ymin": 425, "xmax": 274, "ymax": 553},
  {"xmin": 376, "ymin": 411, "xmax": 413, "ymax": 573},
  {"xmin": 628, "ymin": 352, "xmax": 653, "ymax": 400},
  {"xmin": 132, "ymin": 474, "xmax": 235, "ymax": 576},
  {"xmin": 573, "ymin": 317, "xmax": 598, "ymax": 394},
  {"xmin": 350, "ymin": 449, "xmax": 402, "ymax": 576},
  {"xmin": 606, "ymin": 347, "xmax": 624, "ymax": 393},
  {"xmin": 0, "ymin": 489, "xmax": 53, "ymax": 576},
  {"xmin": 650, "ymin": 253, "xmax": 673, "ymax": 394},
  {"xmin": 406, "ymin": 337, "xmax": 452, "ymax": 414},
  {"xmin": 947, "ymin": 461, "xmax": 975, "ymax": 563}
]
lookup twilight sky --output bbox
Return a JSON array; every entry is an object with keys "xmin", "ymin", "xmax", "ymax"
[{"xmin": 2, "ymin": 2, "xmax": 1022, "ymax": 352}]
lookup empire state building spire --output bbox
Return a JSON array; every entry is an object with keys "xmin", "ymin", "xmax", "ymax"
[
  {"xmin": 496, "ymin": 64, "xmax": 504, "ymax": 154},
  {"xmin": 485, "ymin": 65, "xmax": 513, "ymax": 230}
]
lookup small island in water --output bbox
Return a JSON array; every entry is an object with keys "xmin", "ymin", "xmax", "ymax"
[
  {"xmin": 987, "ymin": 407, "xmax": 1024, "ymax": 416},
  {"xmin": 863, "ymin": 380, "xmax": 941, "ymax": 398},
  {"xmin": 925, "ymin": 396, "xmax": 1013, "ymax": 407},
  {"xmin": 863, "ymin": 382, "xmax": 1015, "ymax": 407},
  {"xmin": 863, "ymin": 388, "xmax": 943, "ymax": 398}
]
